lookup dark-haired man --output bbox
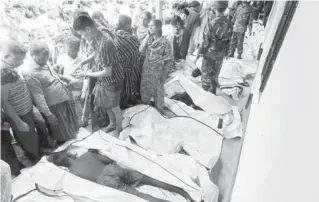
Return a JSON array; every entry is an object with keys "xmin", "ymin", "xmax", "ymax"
[
  {"xmin": 72, "ymin": 15, "xmax": 124, "ymax": 137},
  {"xmin": 49, "ymin": 150, "xmax": 194, "ymax": 202}
]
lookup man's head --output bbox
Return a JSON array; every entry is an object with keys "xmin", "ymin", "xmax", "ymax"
[
  {"xmin": 59, "ymin": 21, "xmax": 71, "ymax": 37},
  {"xmin": 177, "ymin": 5, "xmax": 189, "ymax": 21},
  {"xmin": 30, "ymin": 28, "xmax": 47, "ymax": 42},
  {"xmin": 66, "ymin": 36, "xmax": 80, "ymax": 59},
  {"xmin": 189, "ymin": 1, "xmax": 201, "ymax": 13},
  {"xmin": 47, "ymin": 150, "xmax": 77, "ymax": 168},
  {"xmin": 1, "ymin": 40, "xmax": 27, "ymax": 69},
  {"xmin": 92, "ymin": 11, "xmax": 105, "ymax": 23},
  {"xmin": 171, "ymin": 15, "xmax": 184, "ymax": 35},
  {"xmin": 211, "ymin": 0, "xmax": 229, "ymax": 14},
  {"xmin": 30, "ymin": 41, "xmax": 50, "ymax": 66},
  {"xmin": 54, "ymin": 34, "xmax": 66, "ymax": 54},
  {"xmin": 141, "ymin": 11, "xmax": 152, "ymax": 27},
  {"xmin": 73, "ymin": 15, "xmax": 99, "ymax": 42},
  {"xmin": 116, "ymin": 15, "xmax": 132, "ymax": 31},
  {"xmin": 149, "ymin": 19, "xmax": 163, "ymax": 36}
]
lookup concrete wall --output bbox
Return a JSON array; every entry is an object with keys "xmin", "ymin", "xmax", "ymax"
[{"xmin": 231, "ymin": 2, "xmax": 319, "ymax": 202}]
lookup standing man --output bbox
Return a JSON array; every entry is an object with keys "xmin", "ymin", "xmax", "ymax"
[
  {"xmin": 228, "ymin": 0, "xmax": 253, "ymax": 59},
  {"xmin": 197, "ymin": 1, "xmax": 233, "ymax": 94},
  {"xmin": 114, "ymin": 15, "xmax": 141, "ymax": 109},
  {"xmin": 1, "ymin": 39, "xmax": 40, "ymax": 162},
  {"xmin": 73, "ymin": 14, "xmax": 124, "ymax": 137}
]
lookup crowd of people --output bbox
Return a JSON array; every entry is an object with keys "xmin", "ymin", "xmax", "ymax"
[{"xmin": 0, "ymin": 0, "xmax": 273, "ymax": 201}]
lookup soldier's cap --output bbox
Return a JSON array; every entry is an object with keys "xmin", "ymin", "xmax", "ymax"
[{"xmin": 212, "ymin": 1, "xmax": 229, "ymax": 9}]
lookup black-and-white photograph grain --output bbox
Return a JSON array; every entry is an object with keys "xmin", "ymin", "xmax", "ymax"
[{"xmin": 2, "ymin": 1, "xmax": 317, "ymax": 202}]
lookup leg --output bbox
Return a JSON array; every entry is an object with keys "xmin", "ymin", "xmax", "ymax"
[
  {"xmin": 201, "ymin": 58, "xmax": 214, "ymax": 91},
  {"xmin": 154, "ymin": 83, "xmax": 165, "ymax": 113},
  {"xmin": 237, "ymin": 32, "xmax": 245, "ymax": 59},
  {"xmin": 140, "ymin": 79, "xmax": 152, "ymax": 105},
  {"xmin": 141, "ymin": 175, "xmax": 192, "ymax": 200},
  {"xmin": 111, "ymin": 106, "xmax": 123, "ymax": 137},
  {"xmin": 11, "ymin": 110, "xmax": 40, "ymax": 162},
  {"xmin": 211, "ymin": 58, "xmax": 223, "ymax": 94},
  {"xmin": 103, "ymin": 109, "xmax": 116, "ymax": 133},
  {"xmin": 228, "ymin": 32, "xmax": 238, "ymax": 57},
  {"xmin": 33, "ymin": 106, "xmax": 56, "ymax": 149},
  {"xmin": 1, "ymin": 129, "xmax": 22, "ymax": 176}
]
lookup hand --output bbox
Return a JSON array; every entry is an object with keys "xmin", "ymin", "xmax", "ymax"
[
  {"xmin": 73, "ymin": 71, "xmax": 86, "ymax": 78},
  {"xmin": 16, "ymin": 121, "xmax": 29, "ymax": 132},
  {"xmin": 88, "ymin": 149, "xmax": 99, "ymax": 154},
  {"xmin": 46, "ymin": 114, "xmax": 58, "ymax": 126}
]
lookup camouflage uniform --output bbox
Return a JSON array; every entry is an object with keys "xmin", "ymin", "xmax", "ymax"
[
  {"xmin": 199, "ymin": 15, "xmax": 233, "ymax": 93},
  {"xmin": 228, "ymin": 2, "xmax": 253, "ymax": 58}
]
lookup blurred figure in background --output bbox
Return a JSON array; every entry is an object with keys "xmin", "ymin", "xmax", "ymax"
[
  {"xmin": 228, "ymin": 0, "xmax": 252, "ymax": 59},
  {"xmin": 170, "ymin": 15, "xmax": 188, "ymax": 61},
  {"xmin": 136, "ymin": 11, "xmax": 152, "ymax": 42}
]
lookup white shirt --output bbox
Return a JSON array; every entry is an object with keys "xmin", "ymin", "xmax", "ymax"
[{"xmin": 57, "ymin": 53, "xmax": 85, "ymax": 76}]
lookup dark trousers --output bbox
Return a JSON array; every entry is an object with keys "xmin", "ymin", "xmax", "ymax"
[
  {"xmin": 201, "ymin": 57, "xmax": 223, "ymax": 92},
  {"xmin": 1, "ymin": 130, "xmax": 21, "ymax": 176},
  {"xmin": 8, "ymin": 110, "xmax": 40, "ymax": 161},
  {"xmin": 229, "ymin": 32, "xmax": 245, "ymax": 56}
]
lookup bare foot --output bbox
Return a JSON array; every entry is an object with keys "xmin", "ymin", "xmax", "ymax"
[{"xmin": 102, "ymin": 124, "xmax": 116, "ymax": 133}]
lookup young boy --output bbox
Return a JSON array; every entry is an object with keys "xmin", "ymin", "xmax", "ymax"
[{"xmin": 73, "ymin": 14, "xmax": 124, "ymax": 137}]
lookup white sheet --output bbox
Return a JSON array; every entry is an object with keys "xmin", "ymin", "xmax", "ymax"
[
  {"xmin": 120, "ymin": 105, "xmax": 223, "ymax": 170},
  {"xmin": 13, "ymin": 158, "xmax": 147, "ymax": 202},
  {"xmin": 164, "ymin": 98, "xmax": 243, "ymax": 139}
]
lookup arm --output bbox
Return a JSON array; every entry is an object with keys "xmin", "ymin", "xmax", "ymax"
[
  {"xmin": 162, "ymin": 42, "xmax": 173, "ymax": 82},
  {"xmin": 84, "ymin": 38, "xmax": 115, "ymax": 78},
  {"xmin": 197, "ymin": 24, "xmax": 211, "ymax": 60},
  {"xmin": 1, "ymin": 83, "xmax": 24, "ymax": 125},
  {"xmin": 107, "ymin": 181, "xmax": 169, "ymax": 202},
  {"xmin": 85, "ymin": 67, "xmax": 112, "ymax": 78},
  {"xmin": 139, "ymin": 35, "xmax": 150, "ymax": 53},
  {"xmin": 89, "ymin": 151, "xmax": 114, "ymax": 164},
  {"xmin": 141, "ymin": 175, "xmax": 193, "ymax": 201},
  {"xmin": 24, "ymin": 75, "xmax": 52, "ymax": 117},
  {"xmin": 81, "ymin": 52, "xmax": 96, "ymax": 66}
]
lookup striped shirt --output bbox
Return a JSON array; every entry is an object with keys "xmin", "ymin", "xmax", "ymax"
[
  {"xmin": 113, "ymin": 30, "xmax": 140, "ymax": 81},
  {"xmin": 7, "ymin": 76, "xmax": 33, "ymax": 116},
  {"xmin": 93, "ymin": 33, "xmax": 124, "ymax": 85}
]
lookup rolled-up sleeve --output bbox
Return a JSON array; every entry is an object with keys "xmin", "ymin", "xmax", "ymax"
[{"xmin": 24, "ymin": 75, "xmax": 51, "ymax": 117}]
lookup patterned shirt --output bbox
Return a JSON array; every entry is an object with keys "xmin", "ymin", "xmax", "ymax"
[
  {"xmin": 1, "ymin": 69, "xmax": 33, "ymax": 116},
  {"xmin": 93, "ymin": 33, "xmax": 124, "ymax": 85},
  {"xmin": 199, "ymin": 15, "xmax": 233, "ymax": 57},
  {"xmin": 233, "ymin": 3, "xmax": 253, "ymax": 33}
]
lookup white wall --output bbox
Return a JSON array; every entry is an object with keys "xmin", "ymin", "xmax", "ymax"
[{"xmin": 231, "ymin": 2, "xmax": 319, "ymax": 202}]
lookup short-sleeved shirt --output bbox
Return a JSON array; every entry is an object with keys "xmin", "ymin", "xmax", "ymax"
[
  {"xmin": 1, "ymin": 69, "xmax": 33, "ymax": 116},
  {"xmin": 93, "ymin": 33, "xmax": 124, "ymax": 86}
]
